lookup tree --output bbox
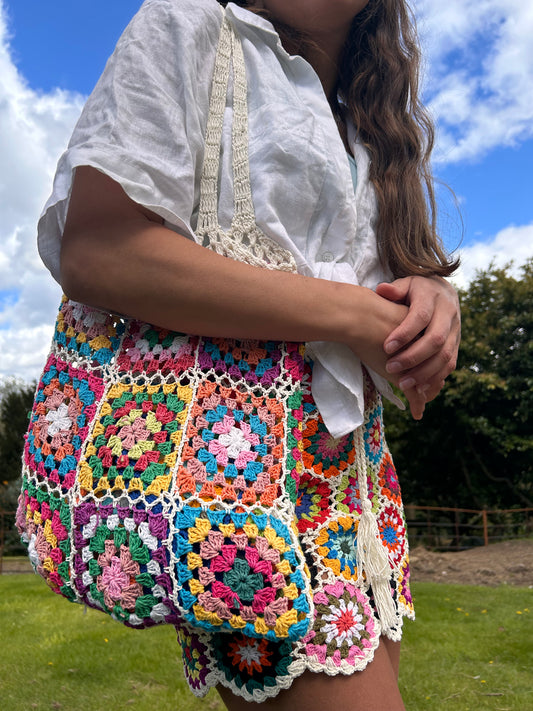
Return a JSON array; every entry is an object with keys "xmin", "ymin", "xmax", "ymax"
[
  {"xmin": 0, "ymin": 379, "xmax": 36, "ymax": 511},
  {"xmin": 385, "ymin": 260, "xmax": 533, "ymax": 509}
]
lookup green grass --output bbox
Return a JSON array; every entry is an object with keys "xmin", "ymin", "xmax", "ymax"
[
  {"xmin": 0, "ymin": 575, "xmax": 531, "ymax": 711},
  {"xmin": 0, "ymin": 574, "xmax": 223, "ymax": 711},
  {"xmin": 402, "ymin": 583, "xmax": 532, "ymax": 710}
]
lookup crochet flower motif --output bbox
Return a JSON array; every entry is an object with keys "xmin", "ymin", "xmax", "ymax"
[
  {"xmin": 335, "ymin": 473, "xmax": 360, "ymax": 514},
  {"xmin": 36, "ymin": 385, "xmax": 81, "ymax": 445},
  {"xmin": 178, "ymin": 627, "xmax": 212, "ymax": 691},
  {"xmin": 320, "ymin": 598, "xmax": 364, "ymax": 645},
  {"xmin": 377, "ymin": 505, "xmax": 406, "ymax": 567},
  {"xmin": 227, "ymin": 637, "xmax": 273, "ymax": 674},
  {"xmin": 96, "ymin": 540, "xmax": 142, "ymax": 611},
  {"xmin": 304, "ymin": 581, "xmax": 377, "ymax": 668},
  {"xmin": 223, "ymin": 558, "xmax": 264, "ymax": 604},
  {"xmin": 209, "ymin": 420, "xmax": 260, "ymax": 467},
  {"xmin": 44, "ymin": 402, "xmax": 72, "ymax": 437},
  {"xmin": 397, "ymin": 558, "xmax": 413, "ymax": 613},
  {"xmin": 117, "ymin": 412, "xmax": 152, "ymax": 453},
  {"xmin": 379, "ymin": 452, "xmax": 401, "ymax": 504},
  {"xmin": 295, "ymin": 472, "xmax": 331, "ymax": 533},
  {"xmin": 211, "ymin": 631, "xmax": 294, "ymax": 700},
  {"xmin": 364, "ymin": 407, "xmax": 383, "ymax": 464},
  {"xmin": 315, "ymin": 516, "xmax": 359, "ymax": 580},
  {"xmin": 302, "ymin": 418, "xmax": 355, "ymax": 478},
  {"xmin": 334, "ymin": 465, "xmax": 380, "ymax": 519},
  {"xmin": 194, "ymin": 527, "xmax": 284, "ymax": 616}
]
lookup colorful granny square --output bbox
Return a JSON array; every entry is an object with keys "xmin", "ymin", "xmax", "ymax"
[
  {"xmin": 314, "ymin": 516, "xmax": 360, "ymax": 581},
  {"xmin": 24, "ymin": 354, "xmax": 105, "ymax": 491},
  {"xmin": 301, "ymin": 416, "xmax": 355, "ymax": 479},
  {"xmin": 71, "ymin": 498, "xmax": 179, "ymax": 627},
  {"xmin": 173, "ymin": 506, "xmax": 311, "ymax": 640},
  {"xmin": 176, "ymin": 379, "xmax": 303, "ymax": 508},
  {"xmin": 78, "ymin": 381, "xmax": 193, "ymax": 498},
  {"xmin": 54, "ymin": 296, "xmax": 125, "ymax": 366},
  {"xmin": 117, "ymin": 322, "xmax": 197, "ymax": 376},
  {"xmin": 377, "ymin": 504, "xmax": 406, "ymax": 567},
  {"xmin": 364, "ymin": 402, "xmax": 384, "ymax": 465},
  {"xmin": 379, "ymin": 450, "xmax": 402, "ymax": 506},
  {"xmin": 16, "ymin": 475, "xmax": 73, "ymax": 599},
  {"xmin": 295, "ymin": 471, "xmax": 332, "ymax": 533},
  {"xmin": 211, "ymin": 631, "xmax": 295, "ymax": 701},
  {"xmin": 176, "ymin": 624, "xmax": 216, "ymax": 694},
  {"xmin": 196, "ymin": 338, "xmax": 304, "ymax": 387},
  {"xmin": 397, "ymin": 557, "xmax": 414, "ymax": 615},
  {"xmin": 335, "ymin": 463, "xmax": 379, "ymax": 516},
  {"xmin": 301, "ymin": 581, "xmax": 379, "ymax": 672}
]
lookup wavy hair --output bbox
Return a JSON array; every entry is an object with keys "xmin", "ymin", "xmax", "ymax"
[{"xmin": 217, "ymin": 0, "xmax": 459, "ymax": 278}]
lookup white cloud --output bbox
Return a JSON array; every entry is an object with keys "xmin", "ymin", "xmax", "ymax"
[
  {"xmin": 451, "ymin": 223, "xmax": 533, "ymax": 290},
  {"xmin": 0, "ymin": 1, "xmax": 84, "ymax": 383},
  {"xmin": 416, "ymin": 0, "xmax": 533, "ymax": 163}
]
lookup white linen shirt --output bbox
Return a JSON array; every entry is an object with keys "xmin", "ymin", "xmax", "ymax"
[{"xmin": 37, "ymin": 0, "xmax": 403, "ymax": 437}]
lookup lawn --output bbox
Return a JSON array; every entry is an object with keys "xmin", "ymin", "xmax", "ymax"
[{"xmin": 0, "ymin": 574, "xmax": 531, "ymax": 711}]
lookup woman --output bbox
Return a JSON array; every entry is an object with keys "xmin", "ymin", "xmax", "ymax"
[{"xmin": 39, "ymin": 0, "xmax": 460, "ymax": 708}]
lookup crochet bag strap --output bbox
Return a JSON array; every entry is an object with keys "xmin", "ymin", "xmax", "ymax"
[{"xmin": 196, "ymin": 12, "xmax": 298, "ymax": 273}]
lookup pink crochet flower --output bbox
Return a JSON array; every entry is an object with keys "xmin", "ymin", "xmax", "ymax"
[
  {"xmin": 117, "ymin": 414, "xmax": 150, "ymax": 450},
  {"xmin": 304, "ymin": 581, "xmax": 377, "ymax": 669},
  {"xmin": 97, "ymin": 540, "xmax": 142, "ymax": 611}
]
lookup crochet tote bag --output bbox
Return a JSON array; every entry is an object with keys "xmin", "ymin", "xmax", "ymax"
[{"xmin": 17, "ymin": 14, "xmax": 313, "ymax": 642}]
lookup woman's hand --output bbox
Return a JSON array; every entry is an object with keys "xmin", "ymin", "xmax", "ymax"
[
  {"xmin": 375, "ymin": 275, "xmax": 461, "ymax": 410},
  {"xmin": 345, "ymin": 290, "xmax": 427, "ymax": 420}
]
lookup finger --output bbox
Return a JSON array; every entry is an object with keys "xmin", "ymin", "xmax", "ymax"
[
  {"xmin": 395, "ymin": 337, "xmax": 457, "ymax": 393},
  {"xmin": 385, "ymin": 303, "xmax": 460, "ymax": 372},
  {"xmin": 375, "ymin": 278, "xmax": 410, "ymax": 303},
  {"xmin": 383, "ymin": 301, "xmax": 434, "ymax": 356},
  {"xmin": 387, "ymin": 333, "xmax": 454, "ymax": 382},
  {"xmin": 389, "ymin": 320, "xmax": 457, "ymax": 392},
  {"xmin": 383, "ymin": 277, "xmax": 460, "ymax": 357},
  {"xmin": 420, "ymin": 380, "xmax": 446, "ymax": 404},
  {"xmin": 404, "ymin": 386, "xmax": 425, "ymax": 420}
]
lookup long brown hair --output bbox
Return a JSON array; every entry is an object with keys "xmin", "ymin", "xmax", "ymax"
[{"xmin": 217, "ymin": 0, "xmax": 459, "ymax": 278}]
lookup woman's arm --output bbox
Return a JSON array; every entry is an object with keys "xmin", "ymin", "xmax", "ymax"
[
  {"xmin": 61, "ymin": 168, "xmax": 402, "ymax": 351},
  {"xmin": 61, "ymin": 166, "xmax": 427, "ymax": 415}
]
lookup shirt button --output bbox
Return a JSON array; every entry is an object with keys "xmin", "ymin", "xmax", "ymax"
[{"xmin": 321, "ymin": 251, "xmax": 334, "ymax": 262}]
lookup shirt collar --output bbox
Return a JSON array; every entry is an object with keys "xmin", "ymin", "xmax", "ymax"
[{"xmin": 225, "ymin": 3, "xmax": 294, "ymax": 59}]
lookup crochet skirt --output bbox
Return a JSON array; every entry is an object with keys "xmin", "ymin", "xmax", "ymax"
[{"xmin": 175, "ymin": 368, "xmax": 414, "ymax": 702}]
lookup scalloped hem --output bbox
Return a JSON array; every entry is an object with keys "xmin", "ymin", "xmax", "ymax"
[{"xmin": 176, "ymin": 598, "xmax": 415, "ymax": 703}]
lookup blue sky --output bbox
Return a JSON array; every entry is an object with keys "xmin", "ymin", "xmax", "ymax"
[
  {"xmin": 5, "ymin": 0, "xmax": 138, "ymax": 94},
  {"xmin": 0, "ymin": 0, "xmax": 532, "ymax": 381}
]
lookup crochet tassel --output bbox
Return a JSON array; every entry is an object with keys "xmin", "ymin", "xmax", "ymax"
[
  {"xmin": 354, "ymin": 427, "xmax": 398, "ymax": 634},
  {"xmin": 356, "ymin": 499, "xmax": 398, "ymax": 633}
]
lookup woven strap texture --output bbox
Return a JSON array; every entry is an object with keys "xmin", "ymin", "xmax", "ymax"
[{"xmin": 197, "ymin": 16, "xmax": 298, "ymax": 272}]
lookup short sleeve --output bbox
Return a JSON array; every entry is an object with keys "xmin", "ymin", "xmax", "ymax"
[{"xmin": 38, "ymin": 0, "xmax": 224, "ymax": 283}]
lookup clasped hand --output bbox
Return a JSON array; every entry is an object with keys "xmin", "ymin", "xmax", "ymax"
[{"xmin": 376, "ymin": 275, "xmax": 461, "ymax": 420}]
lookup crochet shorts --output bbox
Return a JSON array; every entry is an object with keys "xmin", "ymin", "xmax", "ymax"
[{"xmin": 175, "ymin": 369, "xmax": 414, "ymax": 702}]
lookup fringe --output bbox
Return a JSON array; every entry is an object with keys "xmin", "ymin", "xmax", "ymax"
[{"xmin": 354, "ymin": 426, "xmax": 398, "ymax": 633}]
